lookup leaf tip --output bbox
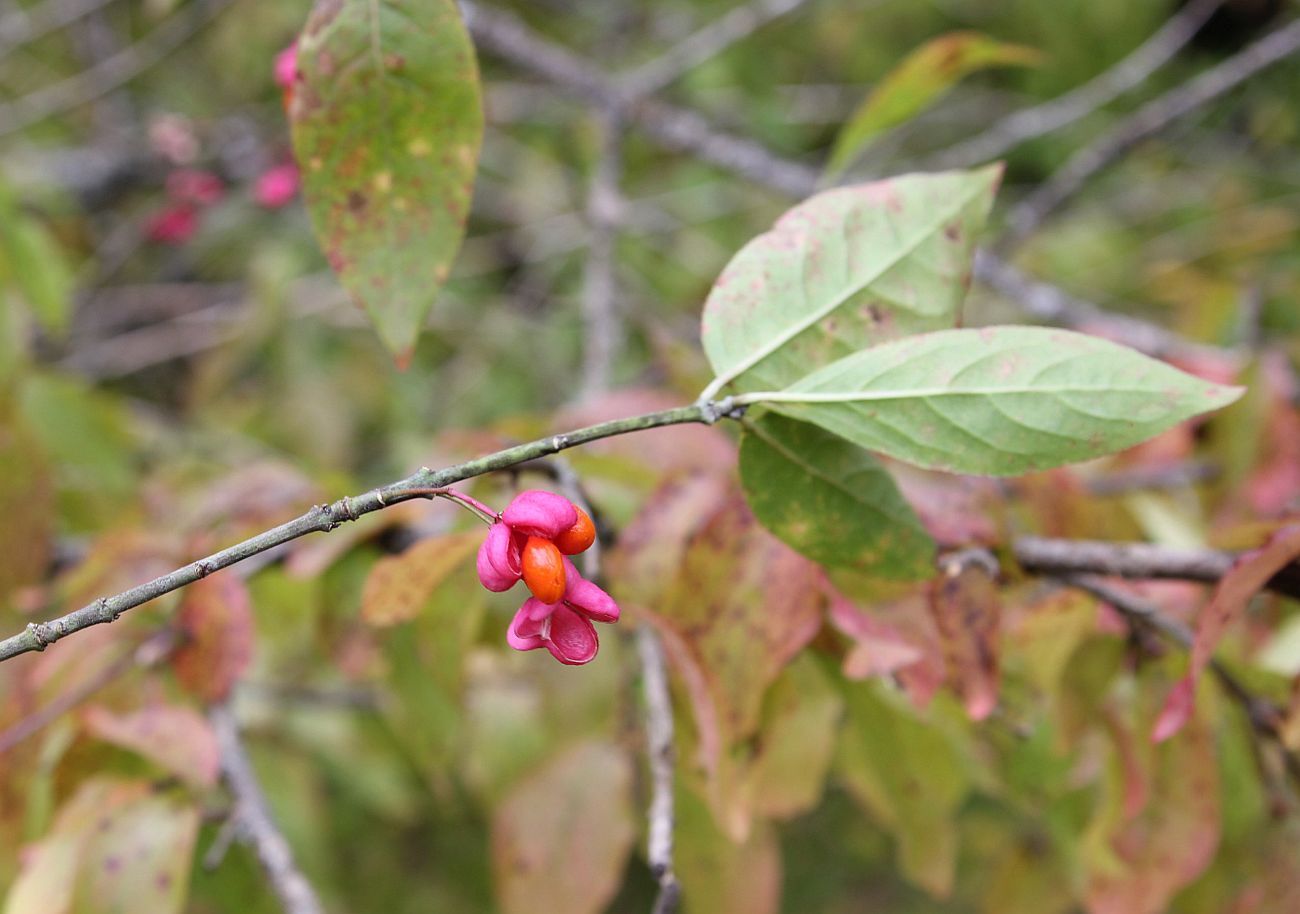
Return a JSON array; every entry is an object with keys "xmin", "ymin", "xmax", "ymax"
[{"xmin": 1152, "ymin": 677, "xmax": 1195, "ymax": 743}]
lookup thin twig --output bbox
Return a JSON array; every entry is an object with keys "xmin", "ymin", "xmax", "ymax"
[
  {"xmin": 637, "ymin": 626, "xmax": 681, "ymax": 914},
  {"xmin": 926, "ymin": 0, "xmax": 1225, "ymax": 169},
  {"xmin": 619, "ymin": 0, "xmax": 813, "ymax": 98},
  {"xmin": 0, "ymin": 0, "xmax": 120, "ymax": 60},
  {"xmin": 579, "ymin": 107, "xmax": 625, "ymax": 397},
  {"xmin": 1013, "ymin": 536, "xmax": 1300, "ymax": 601},
  {"xmin": 0, "ymin": 401, "xmax": 742, "ymax": 662},
  {"xmin": 1000, "ymin": 16, "xmax": 1300, "ymax": 249},
  {"xmin": 0, "ymin": 0, "xmax": 235, "ymax": 138},
  {"xmin": 210, "ymin": 704, "xmax": 326, "ymax": 914}
]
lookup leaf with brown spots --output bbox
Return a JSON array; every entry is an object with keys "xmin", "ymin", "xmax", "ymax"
[
  {"xmin": 1154, "ymin": 523, "xmax": 1300, "ymax": 741},
  {"xmin": 3, "ymin": 778, "xmax": 198, "ymax": 914},
  {"xmin": 170, "ymin": 575, "xmax": 254, "ymax": 703},
  {"xmin": 928, "ymin": 555, "xmax": 1001, "ymax": 720},
  {"xmin": 291, "ymin": 0, "xmax": 483, "ymax": 362},
  {"xmin": 82, "ymin": 704, "xmax": 219, "ymax": 789},
  {"xmin": 701, "ymin": 167, "xmax": 1000, "ymax": 396},
  {"xmin": 739, "ymin": 412, "xmax": 934, "ymax": 579},
  {"xmin": 824, "ymin": 32, "xmax": 1040, "ymax": 178},
  {"xmin": 490, "ymin": 741, "xmax": 635, "ymax": 914},
  {"xmin": 361, "ymin": 530, "xmax": 481, "ymax": 626}
]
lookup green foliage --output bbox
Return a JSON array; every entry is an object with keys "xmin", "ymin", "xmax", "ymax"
[{"xmin": 739, "ymin": 412, "xmax": 933, "ymax": 579}]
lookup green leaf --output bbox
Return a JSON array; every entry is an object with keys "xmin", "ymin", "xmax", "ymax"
[
  {"xmin": 291, "ymin": 0, "xmax": 483, "ymax": 363},
  {"xmin": 760, "ymin": 326, "xmax": 1243, "ymax": 476},
  {"xmin": 739, "ymin": 412, "xmax": 934, "ymax": 579},
  {"xmin": 836, "ymin": 682, "xmax": 971, "ymax": 897},
  {"xmin": 0, "ymin": 184, "xmax": 73, "ymax": 337},
  {"xmin": 700, "ymin": 167, "xmax": 1000, "ymax": 398},
  {"xmin": 824, "ymin": 31, "xmax": 1040, "ymax": 179}
]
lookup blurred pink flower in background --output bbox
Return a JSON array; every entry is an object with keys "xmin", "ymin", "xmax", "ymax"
[{"xmin": 254, "ymin": 164, "xmax": 300, "ymax": 209}]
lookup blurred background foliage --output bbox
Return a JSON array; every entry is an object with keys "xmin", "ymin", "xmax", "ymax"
[{"xmin": 3, "ymin": 0, "xmax": 1300, "ymax": 912}]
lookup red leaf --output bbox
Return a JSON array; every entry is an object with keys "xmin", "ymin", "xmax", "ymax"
[
  {"xmin": 170, "ymin": 576, "xmax": 254, "ymax": 703},
  {"xmin": 82, "ymin": 704, "xmax": 219, "ymax": 788},
  {"xmin": 1156, "ymin": 524, "xmax": 1300, "ymax": 740}
]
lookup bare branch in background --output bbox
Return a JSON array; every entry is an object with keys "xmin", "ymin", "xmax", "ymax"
[
  {"xmin": 210, "ymin": 705, "xmax": 326, "ymax": 914},
  {"xmin": 620, "ymin": 0, "xmax": 814, "ymax": 97},
  {"xmin": 1000, "ymin": 15, "xmax": 1300, "ymax": 249},
  {"xmin": 1014, "ymin": 536, "xmax": 1300, "ymax": 601},
  {"xmin": 0, "ymin": 0, "xmax": 235, "ymax": 138},
  {"xmin": 927, "ymin": 0, "xmax": 1225, "ymax": 169},
  {"xmin": 637, "ymin": 626, "xmax": 681, "ymax": 914},
  {"xmin": 0, "ymin": 0, "xmax": 120, "ymax": 60},
  {"xmin": 580, "ymin": 108, "xmax": 625, "ymax": 397}
]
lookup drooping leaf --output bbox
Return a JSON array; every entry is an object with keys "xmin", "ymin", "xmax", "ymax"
[
  {"xmin": 765, "ymin": 326, "xmax": 1243, "ymax": 476},
  {"xmin": 1154, "ymin": 523, "xmax": 1300, "ymax": 741},
  {"xmin": 739, "ymin": 412, "xmax": 934, "ymax": 579},
  {"xmin": 824, "ymin": 32, "xmax": 1040, "ymax": 178},
  {"xmin": 490, "ymin": 741, "xmax": 635, "ymax": 914},
  {"xmin": 700, "ymin": 168, "xmax": 1000, "ymax": 396},
  {"xmin": 81, "ymin": 705, "xmax": 219, "ymax": 789},
  {"xmin": 361, "ymin": 530, "xmax": 481, "ymax": 626},
  {"xmin": 170, "ymin": 575, "xmax": 255, "ymax": 703},
  {"xmin": 290, "ymin": 0, "xmax": 483, "ymax": 362},
  {"xmin": 928, "ymin": 555, "xmax": 1001, "ymax": 720}
]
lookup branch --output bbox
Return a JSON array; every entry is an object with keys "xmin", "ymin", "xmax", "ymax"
[
  {"xmin": 1000, "ymin": 16, "xmax": 1300, "ymax": 249},
  {"xmin": 0, "ymin": 0, "xmax": 119, "ymax": 60},
  {"xmin": 0, "ymin": 401, "xmax": 742, "ymax": 663},
  {"xmin": 0, "ymin": 0, "xmax": 235, "ymax": 138},
  {"xmin": 579, "ymin": 108, "xmax": 625, "ymax": 397},
  {"xmin": 210, "ymin": 704, "xmax": 326, "ymax": 914},
  {"xmin": 1013, "ymin": 536, "xmax": 1300, "ymax": 601},
  {"xmin": 619, "ymin": 0, "xmax": 813, "ymax": 98},
  {"xmin": 637, "ymin": 626, "xmax": 681, "ymax": 914},
  {"xmin": 926, "ymin": 0, "xmax": 1225, "ymax": 169}
]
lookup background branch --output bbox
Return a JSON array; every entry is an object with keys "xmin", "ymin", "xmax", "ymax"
[
  {"xmin": 210, "ymin": 704, "xmax": 326, "ymax": 914},
  {"xmin": 927, "ymin": 0, "xmax": 1225, "ymax": 169}
]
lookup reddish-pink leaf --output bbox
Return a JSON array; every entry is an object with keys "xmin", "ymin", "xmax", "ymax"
[
  {"xmin": 170, "ymin": 575, "xmax": 254, "ymax": 703},
  {"xmin": 928, "ymin": 556, "xmax": 1001, "ymax": 721},
  {"xmin": 490, "ymin": 741, "xmax": 635, "ymax": 914},
  {"xmin": 1087, "ymin": 712, "xmax": 1220, "ymax": 914},
  {"xmin": 634, "ymin": 486, "xmax": 824, "ymax": 775},
  {"xmin": 82, "ymin": 704, "xmax": 219, "ymax": 788},
  {"xmin": 1156, "ymin": 524, "xmax": 1300, "ymax": 740}
]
